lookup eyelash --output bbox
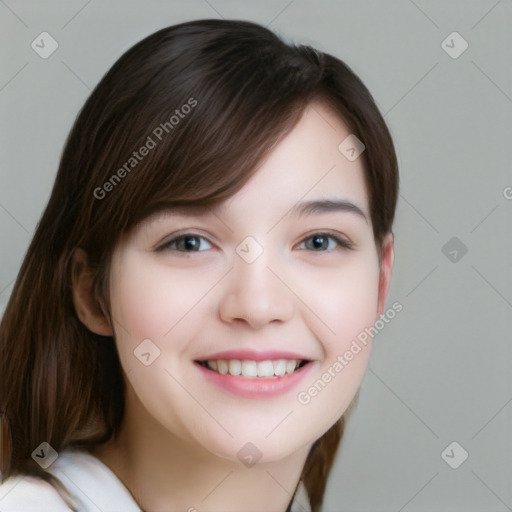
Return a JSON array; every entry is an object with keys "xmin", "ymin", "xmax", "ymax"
[{"xmin": 156, "ymin": 231, "xmax": 355, "ymax": 254}]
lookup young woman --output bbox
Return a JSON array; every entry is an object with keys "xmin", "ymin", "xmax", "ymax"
[{"xmin": 0, "ymin": 18, "xmax": 398, "ymax": 512}]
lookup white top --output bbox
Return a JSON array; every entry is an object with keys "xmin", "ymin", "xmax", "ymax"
[{"xmin": 0, "ymin": 449, "xmax": 311, "ymax": 511}]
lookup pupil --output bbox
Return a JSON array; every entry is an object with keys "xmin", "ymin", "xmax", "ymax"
[
  {"xmin": 312, "ymin": 236, "xmax": 326, "ymax": 250},
  {"xmin": 183, "ymin": 236, "xmax": 198, "ymax": 250}
]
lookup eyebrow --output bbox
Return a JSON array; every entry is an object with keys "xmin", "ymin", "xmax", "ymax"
[
  {"xmin": 147, "ymin": 198, "xmax": 368, "ymax": 224},
  {"xmin": 289, "ymin": 199, "xmax": 369, "ymax": 223}
]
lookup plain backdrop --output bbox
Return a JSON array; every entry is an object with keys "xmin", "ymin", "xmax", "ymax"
[{"xmin": 1, "ymin": 1, "xmax": 511, "ymax": 511}]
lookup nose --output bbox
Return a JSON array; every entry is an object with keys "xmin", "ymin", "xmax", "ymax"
[{"xmin": 218, "ymin": 250, "xmax": 295, "ymax": 329}]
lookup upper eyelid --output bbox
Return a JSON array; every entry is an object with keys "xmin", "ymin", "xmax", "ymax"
[
  {"xmin": 154, "ymin": 231, "xmax": 212, "ymax": 252},
  {"xmin": 155, "ymin": 229, "xmax": 214, "ymax": 248}
]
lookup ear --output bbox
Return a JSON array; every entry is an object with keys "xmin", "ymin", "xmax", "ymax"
[
  {"xmin": 376, "ymin": 232, "xmax": 395, "ymax": 318},
  {"xmin": 71, "ymin": 248, "xmax": 113, "ymax": 336}
]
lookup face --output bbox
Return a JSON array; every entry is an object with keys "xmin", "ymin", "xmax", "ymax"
[{"xmin": 106, "ymin": 102, "xmax": 393, "ymax": 463}]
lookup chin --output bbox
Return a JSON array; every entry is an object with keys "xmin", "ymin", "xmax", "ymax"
[{"xmin": 195, "ymin": 425, "xmax": 314, "ymax": 467}]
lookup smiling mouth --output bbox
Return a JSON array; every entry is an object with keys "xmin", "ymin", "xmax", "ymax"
[{"xmin": 195, "ymin": 359, "xmax": 310, "ymax": 378}]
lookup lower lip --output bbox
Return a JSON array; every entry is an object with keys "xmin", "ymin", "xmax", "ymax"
[{"xmin": 195, "ymin": 361, "xmax": 314, "ymax": 399}]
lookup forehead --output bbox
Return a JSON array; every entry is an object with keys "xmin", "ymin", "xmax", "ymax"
[
  {"xmin": 214, "ymin": 102, "xmax": 369, "ymax": 218},
  {"xmin": 139, "ymin": 101, "xmax": 370, "ymax": 229}
]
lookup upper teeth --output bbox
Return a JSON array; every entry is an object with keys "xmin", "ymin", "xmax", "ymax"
[{"xmin": 205, "ymin": 359, "xmax": 302, "ymax": 378}]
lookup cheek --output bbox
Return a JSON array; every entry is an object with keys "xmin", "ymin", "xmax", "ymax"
[
  {"xmin": 108, "ymin": 254, "xmax": 220, "ymax": 429},
  {"xmin": 109, "ymin": 254, "xmax": 219, "ymax": 360},
  {"xmin": 292, "ymin": 255, "xmax": 380, "ymax": 416},
  {"xmin": 298, "ymin": 252, "xmax": 380, "ymax": 346},
  {"xmin": 297, "ymin": 265, "xmax": 378, "ymax": 422}
]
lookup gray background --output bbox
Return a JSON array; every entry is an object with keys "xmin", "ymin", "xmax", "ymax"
[{"xmin": 1, "ymin": 1, "xmax": 511, "ymax": 511}]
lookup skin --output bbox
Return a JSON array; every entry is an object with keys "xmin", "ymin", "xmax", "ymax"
[{"xmin": 74, "ymin": 101, "xmax": 394, "ymax": 512}]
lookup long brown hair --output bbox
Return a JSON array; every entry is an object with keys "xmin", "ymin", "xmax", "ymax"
[{"xmin": 0, "ymin": 19, "xmax": 398, "ymax": 511}]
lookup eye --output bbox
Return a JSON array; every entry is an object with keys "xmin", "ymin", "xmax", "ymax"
[
  {"xmin": 155, "ymin": 231, "xmax": 354, "ymax": 254},
  {"xmin": 298, "ymin": 232, "xmax": 354, "ymax": 252},
  {"xmin": 156, "ymin": 233, "xmax": 212, "ymax": 253}
]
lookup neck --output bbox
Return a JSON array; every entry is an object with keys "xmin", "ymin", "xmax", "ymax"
[{"xmin": 89, "ymin": 383, "xmax": 312, "ymax": 512}]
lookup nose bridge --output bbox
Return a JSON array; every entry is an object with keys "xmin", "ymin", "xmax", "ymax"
[{"xmin": 218, "ymin": 235, "xmax": 294, "ymax": 327}]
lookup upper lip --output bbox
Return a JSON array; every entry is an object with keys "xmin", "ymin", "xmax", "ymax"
[{"xmin": 195, "ymin": 349, "xmax": 312, "ymax": 362}]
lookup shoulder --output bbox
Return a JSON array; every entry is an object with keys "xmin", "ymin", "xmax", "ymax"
[
  {"xmin": 47, "ymin": 449, "xmax": 141, "ymax": 510},
  {"xmin": 0, "ymin": 448, "xmax": 141, "ymax": 512},
  {"xmin": 0, "ymin": 474, "xmax": 72, "ymax": 511}
]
